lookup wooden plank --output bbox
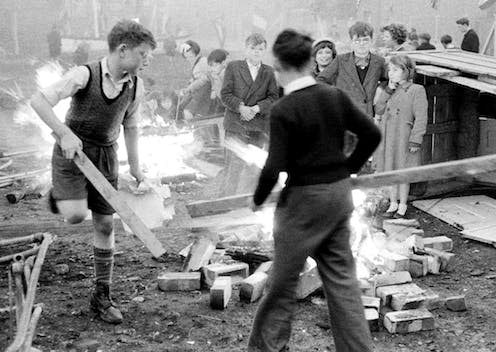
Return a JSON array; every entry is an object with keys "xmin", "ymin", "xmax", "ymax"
[
  {"xmin": 186, "ymin": 192, "xmax": 279, "ymax": 218},
  {"xmin": 187, "ymin": 155, "xmax": 496, "ymax": 217},
  {"xmin": 416, "ymin": 65, "xmax": 460, "ymax": 78},
  {"xmin": 425, "ymin": 121, "xmax": 458, "ymax": 135},
  {"xmin": 413, "ymin": 195, "xmax": 496, "ymax": 231},
  {"xmin": 433, "ymin": 52, "xmax": 496, "ymax": 71},
  {"xmin": 406, "ymin": 52, "xmax": 496, "ymax": 77},
  {"xmin": 71, "ymin": 152, "xmax": 166, "ymax": 257},
  {"xmin": 0, "ymin": 219, "xmax": 125, "ymax": 239}
]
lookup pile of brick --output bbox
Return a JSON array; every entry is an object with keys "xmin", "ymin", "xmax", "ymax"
[
  {"xmin": 156, "ymin": 231, "xmax": 323, "ymax": 309},
  {"xmin": 361, "ymin": 270, "xmax": 466, "ymax": 333},
  {"xmin": 357, "ymin": 218, "xmax": 467, "ymax": 333}
]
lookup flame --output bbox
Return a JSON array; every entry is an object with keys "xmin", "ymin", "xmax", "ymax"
[
  {"xmin": 116, "ymin": 130, "xmax": 201, "ymax": 179},
  {"xmin": 13, "ymin": 62, "xmax": 68, "ymax": 147}
]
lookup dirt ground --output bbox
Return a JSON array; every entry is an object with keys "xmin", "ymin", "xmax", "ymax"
[{"xmin": 1, "ymin": 55, "xmax": 496, "ymax": 352}]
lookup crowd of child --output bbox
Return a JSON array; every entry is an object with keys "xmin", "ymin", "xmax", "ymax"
[{"xmin": 34, "ymin": 15, "xmax": 481, "ymax": 352}]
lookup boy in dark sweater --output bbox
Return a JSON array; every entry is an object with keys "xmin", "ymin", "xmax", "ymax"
[
  {"xmin": 248, "ymin": 29, "xmax": 381, "ymax": 352},
  {"xmin": 30, "ymin": 20, "xmax": 156, "ymax": 324}
]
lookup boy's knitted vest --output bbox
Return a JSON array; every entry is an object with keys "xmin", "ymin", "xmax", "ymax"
[{"xmin": 65, "ymin": 61, "xmax": 137, "ymax": 146}]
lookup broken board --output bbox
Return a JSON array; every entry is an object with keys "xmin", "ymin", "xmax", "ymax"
[{"xmin": 412, "ymin": 195, "xmax": 496, "ymax": 246}]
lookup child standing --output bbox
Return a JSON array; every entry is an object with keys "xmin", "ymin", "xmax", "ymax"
[
  {"xmin": 248, "ymin": 29, "xmax": 380, "ymax": 352},
  {"xmin": 30, "ymin": 20, "xmax": 156, "ymax": 324},
  {"xmin": 374, "ymin": 55, "xmax": 428, "ymax": 218}
]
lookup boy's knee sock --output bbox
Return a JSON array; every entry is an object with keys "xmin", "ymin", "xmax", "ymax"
[{"xmin": 93, "ymin": 247, "xmax": 114, "ymax": 286}]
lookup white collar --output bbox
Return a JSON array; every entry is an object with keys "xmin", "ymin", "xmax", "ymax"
[
  {"xmin": 246, "ymin": 59, "xmax": 261, "ymax": 69},
  {"xmin": 283, "ymin": 76, "xmax": 316, "ymax": 95},
  {"xmin": 101, "ymin": 57, "xmax": 134, "ymax": 86}
]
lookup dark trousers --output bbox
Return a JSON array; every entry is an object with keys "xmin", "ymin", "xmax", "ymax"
[
  {"xmin": 248, "ymin": 179, "xmax": 373, "ymax": 352},
  {"xmin": 219, "ymin": 130, "xmax": 268, "ymax": 197}
]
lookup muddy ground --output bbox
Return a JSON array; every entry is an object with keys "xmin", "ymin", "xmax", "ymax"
[{"xmin": 1, "ymin": 54, "xmax": 496, "ymax": 352}]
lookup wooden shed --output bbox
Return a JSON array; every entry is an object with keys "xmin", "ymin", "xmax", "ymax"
[{"xmin": 399, "ymin": 49, "xmax": 496, "ymax": 191}]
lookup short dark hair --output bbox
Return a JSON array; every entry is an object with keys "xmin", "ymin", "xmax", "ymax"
[
  {"xmin": 245, "ymin": 33, "xmax": 267, "ymax": 47},
  {"xmin": 389, "ymin": 55, "xmax": 416, "ymax": 80},
  {"xmin": 456, "ymin": 17, "xmax": 470, "ymax": 26},
  {"xmin": 349, "ymin": 21, "xmax": 374, "ymax": 39},
  {"xmin": 382, "ymin": 24, "xmax": 408, "ymax": 45},
  {"xmin": 419, "ymin": 32, "xmax": 431, "ymax": 41},
  {"xmin": 107, "ymin": 20, "xmax": 156, "ymax": 52},
  {"xmin": 312, "ymin": 39, "xmax": 337, "ymax": 59},
  {"xmin": 440, "ymin": 34, "xmax": 453, "ymax": 44},
  {"xmin": 272, "ymin": 29, "xmax": 313, "ymax": 70},
  {"xmin": 184, "ymin": 40, "xmax": 201, "ymax": 56},
  {"xmin": 207, "ymin": 49, "xmax": 228, "ymax": 64}
]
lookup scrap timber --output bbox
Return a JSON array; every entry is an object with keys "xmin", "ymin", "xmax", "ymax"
[
  {"xmin": 186, "ymin": 153, "xmax": 496, "ymax": 218},
  {"xmin": 51, "ymin": 134, "xmax": 166, "ymax": 258}
]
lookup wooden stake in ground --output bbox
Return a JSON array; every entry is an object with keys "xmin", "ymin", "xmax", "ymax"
[{"xmin": 52, "ymin": 136, "xmax": 166, "ymax": 258}]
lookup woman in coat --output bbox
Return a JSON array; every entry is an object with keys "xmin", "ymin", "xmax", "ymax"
[{"xmin": 374, "ymin": 55, "xmax": 428, "ymax": 218}]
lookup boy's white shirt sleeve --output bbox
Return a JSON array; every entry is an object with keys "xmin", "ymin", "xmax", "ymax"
[
  {"xmin": 123, "ymin": 77, "xmax": 145, "ymax": 128},
  {"xmin": 39, "ymin": 66, "xmax": 90, "ymax": 106}
]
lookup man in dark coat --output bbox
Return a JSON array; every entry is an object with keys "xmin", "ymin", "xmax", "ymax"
[{"xmin": 456, "ymin": 17, "xmax": 479, "ymax": 53}]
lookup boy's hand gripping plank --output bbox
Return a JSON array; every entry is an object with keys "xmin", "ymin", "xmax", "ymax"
[{"xmin": 52, "ymin": 133, "xmax": 167, "ymax": 258}]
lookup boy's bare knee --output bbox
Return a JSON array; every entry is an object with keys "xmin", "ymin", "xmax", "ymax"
[
  {"xmin": 65, "ymin": 212, "xmax": 88, "ymax": 224},
  {"xmin": 93, "ymin": 217, "xmax": 114, "ymax": 236}
]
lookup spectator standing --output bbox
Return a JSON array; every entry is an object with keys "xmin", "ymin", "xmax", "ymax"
[
  {"xmin": 374, "ymin": 55, "xmax": 428, "ymax": 218},
  {"xmin": 311, "ymin": 38, "xmax": 337, "ymax": 78},
  {"xmin": 382, "ymin": 24, "xmax": 413, "ymax": 52},
  {"xmin": 456, "ymin": 17, "xmax": 479, "ymax": 53},
  {"xmin": 417, "ymin": 33, "xmax": 436, "ymax": 50},
  {"xmin": 220, "ymin": 33, "xmax": 278, "ymax": 196},
  {"xmin": 440, "ymin": 34, "xmax": 456, "ymax": 49},
  {"xmin": 248, "ymin": 28, "xmax": 380, "ymax": 352}
]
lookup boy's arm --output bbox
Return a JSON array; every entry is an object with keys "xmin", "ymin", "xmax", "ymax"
[
  {"xmin": 30, "ymin": 66, "xmax": 90, "ymax": 159},
  {"xmin": 221, "ymin": 62, "xmax": 244, "ymax": 112},
  {"xmin": 123, "ymin": 79, "xmax": 145, "ymax": 182},
  {"xmin": 253, "ymin": 105, "xmax": 289, "ymax": 206},
  {"xmin": 252, "ymin": 69, "xmax": 279, "ymax": 115}
]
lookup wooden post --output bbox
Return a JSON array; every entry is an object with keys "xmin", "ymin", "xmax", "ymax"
[
  {"xmin": 91, "ymin": 0, "xmax": 99, "ymax": 38},
  {"xmin": 11, "ymin": 7, "xmax": 20, "ymax": 56}
]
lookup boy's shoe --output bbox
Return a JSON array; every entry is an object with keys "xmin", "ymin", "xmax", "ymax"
[
  {"xmin": 90, "ymin": 283, "xmax": 123, "ymax": 324},
  {"xmin": 48, "ymin": 190, "xmax": 59, "ymax": 214}
]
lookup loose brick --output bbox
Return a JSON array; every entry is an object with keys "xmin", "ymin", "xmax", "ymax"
[
  {"xmin": 362, "ymin": 296, "xmax": 381, "ymax": 311},
  {"xmin": 390, "ymin": 291, "xmax": 440, "ymax": 311},
  {"xmin": 295, "ymin": 258, "xmax": 322, "ymax": 300},
  {"xmin": 445, "ymin": 295, "xmax": 467, "ymax": 312},
  {"xmin": 364, "ymin": 308, "xmax": 379, "ymax": 332},
  {"xmin": 423, "ymin": 247, "xmax": 455, "ymax": 272},
  {"xmin": 202, "ymin": 262, "xmax": 249, "ymax": 287},
  {"xmin": 376, "ymin": 283, "xmax": 425, "ymax": 306},
  {"xmin": 423, "ymin": 236, "xmax": 453, "ymax": 252},
  {"xmin": 240, "ymin": 272, "xmax": 268, "ymax": 303},
  {"xmin": 379, "ymin": 250, "xmax": 410, "ymax": 272},
  {"xmin": 374, "ymin": 271, "xmax": 412, "ymax": 288},
  {"xmin": 158, "ymin": 272, "xmax": 201, "ymax": 291},
  {"xmin": 426, "ymin": 255, "xmax": 441, "ymax": 274},
  {"xmin": 183, "ymin": 234, "xmax": 218, "ymax": 272},
  {"xmin": 408, "ymin": 256, "xmax": 428, "ymax": 278},
  {"xmin": 210, "ymin": 277, "xmax": 232, "ymax": 310},
  {"xmin": 383, "ymin": 309, "xmax": 435, "ymax": 334},
  {"xmin": 255, "ymin": 261, "xmax": 273, "ymax": 274}
]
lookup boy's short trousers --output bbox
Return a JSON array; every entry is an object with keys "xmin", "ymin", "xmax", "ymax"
[{"xmin": 51, "ymin": 143, "xmax": 119, "ymax": 215}]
